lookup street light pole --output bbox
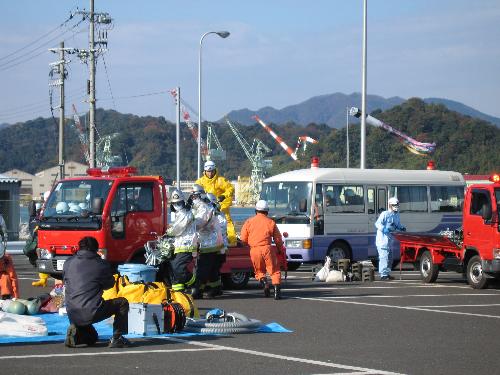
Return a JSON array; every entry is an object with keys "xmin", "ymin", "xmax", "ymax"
[
  {"xmin": 360, "ymin": 0, "xmax": 367, "ymax": 169},
  {"xmin": 198, "ymin": 30, "xmax": 230, "ymax": 178}
]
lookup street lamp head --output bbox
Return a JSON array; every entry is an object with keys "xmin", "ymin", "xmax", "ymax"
[{"xmin": 216, "ymin": 31, "xmax": 230, "ymax": 38}]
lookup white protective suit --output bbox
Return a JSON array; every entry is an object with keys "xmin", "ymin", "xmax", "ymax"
[
  {"xmin": 166, "ymin": 207, "xmax": 198, "ymax": 253},
  {"xmin": 192, "ymin": 198, "xmax": 223, "ymax": 254},
  {"xmin": 0, "ymin": 214, "xmax": 7, "ymax": 241}
]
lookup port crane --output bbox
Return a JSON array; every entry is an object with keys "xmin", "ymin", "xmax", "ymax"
[
  {"xmin": 252, "ymin": 115, "xmax": 318, "ymax": 161},
  {"xmin": 169, "ymin": 89, "xmax": 225, "ymax": 161},
  {"xmin": 226, "ymin": 118, "xmax": 272, "ymax": 204}
]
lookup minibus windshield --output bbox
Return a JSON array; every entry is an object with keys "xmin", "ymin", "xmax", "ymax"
[{"xmin": 260, "ymin": 182, "xmax": 312, "ymax": 223}]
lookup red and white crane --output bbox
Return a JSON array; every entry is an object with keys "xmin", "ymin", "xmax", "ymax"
[
  {"xmin": 252, "ymin": 115, "xmax": 298, "ymax": 161},
  {"xmin": 252, "ymin": 115, "xmax": 318, "ymax": 161}
]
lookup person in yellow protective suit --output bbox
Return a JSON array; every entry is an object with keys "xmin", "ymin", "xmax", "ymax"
[{"xmin": 195, "ymin": 160, "xmax": 237, "ymax": 246}]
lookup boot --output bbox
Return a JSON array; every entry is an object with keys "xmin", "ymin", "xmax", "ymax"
[
  {"xmin": 260, "ymin": 278, "xmax": 270, "ymax": 298},
  {"xmin": 32, "ymin": 273, "xmax": 49, "ymax": 287},
  {"xmin": 189, "ymin": 284, "xmax": 203, "ymax": 300},
  {"xmin": 273, "ymin": 285, "xmax": 281, "ymax": 300}
]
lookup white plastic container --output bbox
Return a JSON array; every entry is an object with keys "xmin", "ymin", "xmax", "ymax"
[{"xmin": 128, "ymin": 303, "xmax": 163, "ymax": 336}]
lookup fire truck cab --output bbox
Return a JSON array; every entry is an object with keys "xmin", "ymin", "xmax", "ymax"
[{"xmin": 36, "ymin": 167, "xmax": 169, "ymax": 276}]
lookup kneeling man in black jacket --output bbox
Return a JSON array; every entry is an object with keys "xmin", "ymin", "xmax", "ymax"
[{"xmin": 63, "ymin": 236, "xmax": 130, "ymax": 348}]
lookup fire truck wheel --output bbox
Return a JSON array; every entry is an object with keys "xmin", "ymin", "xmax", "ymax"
[
  {"xmin": 420, "ymin": 251, "xmax": 439, "ymax": 283},
  {"xmin": 221, "ymin": 272, "xmax": 250, "ymax": 290},
  {"xmin": 466, "ymin": 255, "xmax": 489, "ymax": 289}
]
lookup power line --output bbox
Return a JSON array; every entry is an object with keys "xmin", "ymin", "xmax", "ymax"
[
  {"xmin": 0, "ymin": 14, "xmax": 74, "ymax": 62},
  {"xmin": 101, "ymin": 55, "xmax": 116, "ymax": 110},
  {"xmin": 0, "ymin": 22, "xmax": 86, "ymax": 72}
]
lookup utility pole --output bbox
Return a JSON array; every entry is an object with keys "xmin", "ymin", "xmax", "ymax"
[
  {"xmin": 49, "ymin": 42, "xmax": 69, "ymax": 180},
  {"xmin": 74, "ymin": 1, "xmax": 112, "ymax": 167},
  {"xmin": 360, "ymin": 0, "xmax": 368, "ymax": 169},
  {"xmin": 89, "ymin": 0, "xmax": 96, "ymax": 168}
]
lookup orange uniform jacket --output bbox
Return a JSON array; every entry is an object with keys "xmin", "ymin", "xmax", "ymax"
[
  {"xmin": 240, "ymin": 213, "xmax": 284, "ymax": 284},
  {"xmin": 0, "ymin": 254, "xmax": 19, "ymax": 298}
]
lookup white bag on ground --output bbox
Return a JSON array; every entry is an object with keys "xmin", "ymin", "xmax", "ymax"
[
  {"xmin": 314, "ymin": 256, "xmax": 332, "ymax": 282},
  {"xmin": 325, "ymin": 270, "xmax": 345, "ymax": 283},
  {"xmin": 0, "ymin": 311, "xmax": 48, "ymax": 337}
]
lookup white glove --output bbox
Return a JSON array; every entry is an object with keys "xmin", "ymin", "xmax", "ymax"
[
  {"xmin": 220, "ymin": 248, "xmax": 226, "ymax": 255},
  {"xmin": 192, "ymin": 251, "xmax": 198, "ymax": 258}
]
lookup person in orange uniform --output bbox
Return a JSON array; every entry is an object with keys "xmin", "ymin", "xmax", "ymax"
[
  {"xmin": 240, "ymin": 199, "xmax": 284, "ymax": 300},
  {"xmin": 0, "ymin": 240, "xmax": 19, "ymax": 300},
  {"xmin": 195, "ymin": 161, "xmax": 237, "ymax": 246}
]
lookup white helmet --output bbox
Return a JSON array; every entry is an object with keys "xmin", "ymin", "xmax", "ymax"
[
  {"xmin": 43, "ymin": 191, "xmax": 51, "ymax": 201},
  {"xmin": 55, "ymin": 202, "xmax": 69, "ymax": 214},
  {"xmin": 78, "ymin": 202, "xmax": 88, "ymax": 210},
  {"xmin": 204, "ymin": 160, "xmax": 216, "ymax": 172},
  {"xmin": 69, "ymin": 205, "xmax": 82, "ymax": 214},
  {"xmin": 255, "ymin": 199, "xmax": 269, "ymax": 212},
  {"xmin": 35, "ymin": 203, "xmax": 42, "ymax": 210},
  {"xmin": 191, "ymin": 184, "xmax": 205, "ymax": 195},
  {"xmin": 388, "ymin": 197, "xmax": 399, "ymax": 211},
  {"xmin": 170, "ymin": 189, "xmax": 185, "ymax": 203}
]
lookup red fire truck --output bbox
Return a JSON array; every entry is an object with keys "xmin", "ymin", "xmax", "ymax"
[
  {"xmin": 394, "ymin": 174, "xmax": 500, "ymax": 288},
  {"xmin": 35, "ymin": 167, "xmax": 254, "ymax": 289}
]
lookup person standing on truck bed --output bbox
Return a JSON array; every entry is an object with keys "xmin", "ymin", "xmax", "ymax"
[
  {"xmin": 189, "ymin": 184, "xmax": 224, "ymax": 299},
  {"xmin": 374, "ymin": 197, "xmax": 406, "ymax": 281},
  {"xmin": 240, "ymin": 200, "xmax": 285, "ymax": 300},
  {"xmin": 63, "ymin": 236, "xmax": 131, "ymax": 348},
  {"xmin": 195, "ymin": 160, "xmax": 237, "ymax": 247},
  {"xmin": 163, "ymin": 189, "xmax": 198, "ymax": 293}
]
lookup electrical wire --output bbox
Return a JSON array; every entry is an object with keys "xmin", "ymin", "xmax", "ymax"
[
  {"xmin": 0, "ymin": 22, "xmax": 86, "ymax": 72},
  {"xmin": 101, "ymin": 55, "xmax": 116, "ymax": 110},
  {"xmin": 0, "ymin": 14, "xmax": 74, "ymax": 62}
]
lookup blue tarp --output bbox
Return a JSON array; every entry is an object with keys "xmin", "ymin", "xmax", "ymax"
[{"xmin": 0, "ymin": 313, "xmax": 292, "ymax": 345}]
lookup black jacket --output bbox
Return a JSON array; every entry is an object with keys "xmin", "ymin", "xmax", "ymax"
[{"xmin": 63, "ymin": 250, "xmax": 115, "ymax": 326}]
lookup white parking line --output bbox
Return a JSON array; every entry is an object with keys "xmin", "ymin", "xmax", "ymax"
[
  {"xmin": 0, "ymin": 347, "xmax": 222, "ymax": 360},
  {"xmin": 292, "ymin": 296, "xmax": 500, "ymax": 319},
  {"xmin": 330, "ymin": 293, "xmax": 500, "ymax": 299},
  {"xmin": 160, "ymin": 336, "xmax": 405, "ymax": 375},
  {"xmin": 414, "ymin": 303, "xmax": 500, "ymax": 308}
]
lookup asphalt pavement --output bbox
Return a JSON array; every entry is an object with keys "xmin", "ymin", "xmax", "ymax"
[{"xmin": 2, "ymin": 255, "xmax": 500, "ymax": 375}]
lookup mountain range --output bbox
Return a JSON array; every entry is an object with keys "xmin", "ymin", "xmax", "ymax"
[{"xmin": 224, "ymin": 92, "xmax": 500, "ymax": 128}]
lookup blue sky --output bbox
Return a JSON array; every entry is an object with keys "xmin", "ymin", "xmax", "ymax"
[{"xmin": 1, "ymin": 0, "xmax": 499, "ymax": 125}]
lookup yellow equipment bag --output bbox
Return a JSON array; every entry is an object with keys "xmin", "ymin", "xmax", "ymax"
[
  {"xmin": 102, "ymin": 274, "xmax": 120, "ymax": 300},
  {"xmin": 166, "ymin": 288, "xmax": 199, "ymax": 319},
  {"xmin": 142, "ymin": 282, "xmax": 168, "ymax": 304},
  {"xmin": 116, "ymin": 282, "xmax": 146, "ymax": 303}
]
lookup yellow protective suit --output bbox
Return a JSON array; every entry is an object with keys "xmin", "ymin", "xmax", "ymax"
[{"xmin": 196, "ymin": 170, "xmax": 237, "ymax": 246}]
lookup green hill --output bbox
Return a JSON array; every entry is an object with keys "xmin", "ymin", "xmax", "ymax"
[{"xmin": 0, "ymin": 99, "xmax": 498, "ymax": 180}]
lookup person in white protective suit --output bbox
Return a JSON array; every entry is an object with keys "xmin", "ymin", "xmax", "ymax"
[
  {"xmin": 374, "ymin": 197, "xmax": 406, "ymax": 280},
  {"xmin": 205, "ymin": 193, "xmax": 228, "ymax": 297},
  {"xmin": 0, "ymin": 213, "xmax": 7, "ymax": 245},
  {"xmin": 163, "ymin": 189, "xmax": 198, "ymax": 292},
  {"xmin": 189, "ymin": 184, "xmax": 224, "ymax": 299}
]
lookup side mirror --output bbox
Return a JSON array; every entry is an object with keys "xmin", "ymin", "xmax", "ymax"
[
  {"xmin": 299, "ymin": 199, "xmax": 307, "ymax": 213},
  {"xmin": 92, "ymin": 198, "xmax": 104, "ymax": 214},
  {"xmin": 28, "ymin": 201, "xmax": 37, "ymax": 217},
  {"xmin": 482, "ymin": 204, "xmax": 492, "ymax": 221}
]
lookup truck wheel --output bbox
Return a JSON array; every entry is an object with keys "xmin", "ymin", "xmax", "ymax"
[
  {"xmin": 287, "ymin": 262, "xmax": 301, "ymax": 271},
  {"xmin": 466, "ymin": 255, "xmax": 489, "ymax": 289},
  {"xmin": 222, "ymin": 272, "xmax": 250, "ymax": 290},
  {"xmin": 420, "ymin": 251, "xmax": 439, "ymax": 283}
]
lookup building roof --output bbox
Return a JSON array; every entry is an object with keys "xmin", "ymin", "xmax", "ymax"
[{"xmin": 0, "ymin": 173, "xmax": 19, "ymax": 183}]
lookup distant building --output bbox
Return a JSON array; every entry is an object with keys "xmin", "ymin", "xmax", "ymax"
[
  {"xmin": 3, "ymin": 161, "xmax": 89, "ymax": 201},
  {"xmin": 32, "ymin": 161, "xmax": 88, "ymax": 199},
  {"xmin": 0, "ymin": 173, "xmax": 21, "ymax": 240},
  {"xmin": 2, "ymin": 169, "xmax": 36, "ymax": 200}
]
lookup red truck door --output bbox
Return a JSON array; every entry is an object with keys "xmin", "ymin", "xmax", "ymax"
[
  {"xmin": 463, "ymin": 188, "xmax": 494, "ymax": 257},
  {"xmin": 105, "ymin": 180, "xmax": 164, "ymax": 262}
]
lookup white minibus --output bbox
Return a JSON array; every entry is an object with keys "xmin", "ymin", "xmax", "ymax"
[{"xmin": 260, "ymin": 167, "xmax": 465, "ymax": 269}]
